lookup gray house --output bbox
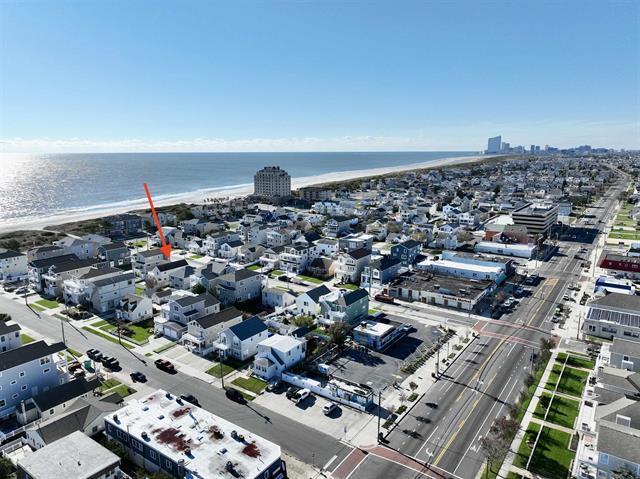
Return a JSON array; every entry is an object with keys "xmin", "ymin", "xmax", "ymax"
[{"xmin": 610, "ymin": 338, "xmax": 640, "ymax": 373}]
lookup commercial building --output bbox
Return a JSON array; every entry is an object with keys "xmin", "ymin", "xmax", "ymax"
[
  {"xmin": 474, "ymin": 241, "xmax": 538, "ymax": 259},
  {"xmin": 583, "ymin": 293, "xmax": 640, "ymax": 341},
  {"xmin": 105, "ymin": 390, "xmax": 285, "ymax": 479},
  {"xmin": 352, "ymin": 319, "xmax": 406, "ymax": 351},
  {"xmin": 511, "ymin": 202, "xmax": 559, "ymax": 236},
  {"xmin": 486, "ymin": 135, "xmax": 502, "ymax": 154},
  {"xmin": 600, "ymin": 253, "xmax": 640, "ymax": 280},
  {"xmin": 417, "ymin": 251, "xmax": 511, "ymax": 284},
  {"xmin": 388, "ymin": 272, "xmax": 493, "ymax": 312},
  {"xmin": 253, "ymin": 166, "xmax": 291, "ymax": 199}
]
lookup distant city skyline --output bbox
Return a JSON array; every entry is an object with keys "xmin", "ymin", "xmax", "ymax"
[{"xmin": 1, "ymin": 0, "xmax": 639, "ymax": 154}]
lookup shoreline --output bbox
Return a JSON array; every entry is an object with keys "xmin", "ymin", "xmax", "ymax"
[{"xmin": 0, "ymin": 153, "xmax": 494, "ymax": 235}]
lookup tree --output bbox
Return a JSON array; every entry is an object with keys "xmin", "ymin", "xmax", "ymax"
[
  {"xmin": 491, "ymin": 416, "xmax": 519, "ymax": 440},
  {"xmin": 0, "ymin": 457, "xmax": 13, "ymax": 478},
  {"xmin": 191, "ymin": 283, "xmax": 206, "ymax": 294},
  {"xmin": 457, "ymin": 230, "xmax": 474, "ymax": 243},
  {"xmin": 480, "ymin": 435, "xmax": 509, "ymax": 475},
  {"xmin": 293, "ymin": 315, "xmax": 315, "ymax": 329},
  {"xmin": 329, "ymin": 321, "xmax": 350, "ymax": 346}
]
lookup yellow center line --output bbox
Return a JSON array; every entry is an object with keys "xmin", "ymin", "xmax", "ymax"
[{"xmin": 433, "ymin": 338, "xmax": 504, "ymax": 466}]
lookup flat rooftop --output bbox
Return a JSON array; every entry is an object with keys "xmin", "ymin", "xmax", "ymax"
[
  {"xmin": 390, "ymin": 272, "xmax": 492, "ymax": 298},
  {"xmin": 419, "ymin": 258, "xmax": 505, "ymax": 274},
  {"xmin": 18, "ymin": 430, "xmax": 119, "ymax": 479},
  {"xmin": 106, "ymin": 390, "xmax": 281, "ymax": 479},
  {"xmin": 353, "ymin": 320, "xmax": 395, "ymax": 338}
]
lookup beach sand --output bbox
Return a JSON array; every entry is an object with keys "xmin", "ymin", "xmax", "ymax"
[{"xmin": 0, "ymin": 154, "xmax": 490, "ymax": 234}]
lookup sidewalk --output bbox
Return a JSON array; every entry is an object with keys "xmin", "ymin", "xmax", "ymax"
[{"xmin": 496, "ymin": 350, "xmax": 558, "ymax": 479}]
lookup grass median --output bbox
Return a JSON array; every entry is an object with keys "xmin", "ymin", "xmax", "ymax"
[{"xmin": 82, "ymin": 326, "xmax": 135, "ymax": 349}]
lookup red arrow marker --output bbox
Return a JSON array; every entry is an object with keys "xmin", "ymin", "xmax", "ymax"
[{"xmin": 143, "ymin": 182, "xmax": 172, "ymax": 259}]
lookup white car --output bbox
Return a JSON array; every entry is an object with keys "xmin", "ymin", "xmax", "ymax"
[
  {"xmin": 323, "ymin": 402, "xmax": 338, "ymax": 415},
  {"xmin": 295, "ymin": 388, "xmax": 311, "ymax": 404}
]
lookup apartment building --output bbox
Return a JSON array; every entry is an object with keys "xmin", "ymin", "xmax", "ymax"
[
  {"xmin": 511, "ymin": 202, "xmax": 559, "ymax": 236},
  {"xmin": 253, "ymin": 166, "xmax": 291, "ymax": 198}
]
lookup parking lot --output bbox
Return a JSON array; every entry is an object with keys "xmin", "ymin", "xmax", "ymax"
[{"xmin": 327, "ymin": 315, "xmax": 443, "ymax": 391}]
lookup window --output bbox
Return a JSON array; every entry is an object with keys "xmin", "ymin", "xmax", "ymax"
[
  {"xmin": 40, "ymin": 357, "xmax": 51, "ymax": 365},
  {"xmin": 149, "ymin": 450, "xmax": 157, "ymax": 460},
  {"xmin": 21, "ymin": 385, "xmax": 26, "ymax": 391},
  {"xmin": 0, "ymin": 399, "xmax": 5, "ymax": 407},
  {"xmin": 10, "ymin": 380, "xmax": 16, "ymax": 385},
  {"xmin": 132, "ymin": 439, "xmax": 143, "ymax": 452},
  {"xmin": 19, "ymin": 371, "xmax": 25, "ymax": 377},
  {"xmin": 12, "ymin": 394, "xmax": 18, "ymax": 399},
  {"xmin": 43, "ymin": 368, "xmax": 50, "ymax": 374},
  {"xmin": 599, "ymin": 453, "xmax": 609, "ymax": 465}
]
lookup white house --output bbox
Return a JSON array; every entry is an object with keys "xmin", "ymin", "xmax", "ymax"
[
  {"xmin": 115, "ymin": 294, "xmax": 153, "ymax": 323},
  {"xmin": 216, "ymin": 316, "xmax": 269, "ymax": 361},
  {"xmin": 146, "ymin": 259, "xmax": 189, "ymax": 289},
  {"xmin": 262, "ymin": 287, "xmax": 296, "ymax": 310},
  {"xmin": 295, "ymin": 284, "xmax": 332, "ymax": 316},
  {"xmin": 181, "ymin": 307, "xmax": 244, "ymax": 356},
  {"xmin": 253, "ymin": 334, "xmax": 307, "ymax": 380},
  {"xmin": 0, "ymin": 249, "xmax": 28, "ymax": 281}
]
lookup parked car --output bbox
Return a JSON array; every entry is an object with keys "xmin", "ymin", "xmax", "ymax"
[
  {"xmin": 294, "ymin": 388, "xmax": 311, "ymax": 404},
  {"xmin": 225, "ymin": 388, "xmax": 246, "ymax": 403},
  {"xmin": 86, "ymin": 349, "xmax": 100, "ymax": 360},
  {"xmin": 15, "ymin": 287, "xmax": 30, "ymax": 295},
  {"xmin": 180, "ymin": 394, "xmax": 200, "ymax": 406},
  {"xmin": 154, "ymin": 359, "xmax": 176, "ymax": 373},
  {"xmin": 266, "ymin": 380, "xmax": 282, "ymax": 393},
  {"xmin": 103, "ymin": 358, "xmax": 120, "ymax": 370},
  {"xmin": 374, "ymin": 294, "xmax": 395, "ymax": 304},
  {"xmin": 285, "ymin": 386, "xmax": 300, "ymax": 400},
  {"xmin": 130, "ymin": 371, "xmax": 147, "ymax": 382},
  {"xmin": 322, "ymin": 402, "xmax": 338, "ymax": 415},
  {"xmin": 514, "ymin": 287, "xmax": 525, "ymax": 297}
]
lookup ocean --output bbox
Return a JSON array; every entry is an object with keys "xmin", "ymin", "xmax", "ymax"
[{"xmin": 0, "ymin": 151, "xmax": 475, "ymax": 230}]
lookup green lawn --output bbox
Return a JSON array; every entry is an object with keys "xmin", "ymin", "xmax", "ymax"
[
  {"xmin": 269, "ymin": 269, "xmax": 284, "ymax": 277},
  {"xmin": 153, "ymin": 342, "xmax": 177, "ymax": 354},
  {"xmin": 556, "ymin": 352, "xmax": 594, "ymax": 370},
  {"xmin": 609, "ymin": 231, "xmax": 640, "ymax": 240},
  {"xmin": 67, "ymin": 348, "xmax": 82, "ymax": 358},
  {"xmin": 533, "ymin": 393, "xmax": 580, "ymax": 429},
  {"xmin": 513, "ymin": 422, "xmax": 541, "ymax": 469},
  {"xmin": 99, "ymin": 320, "xmax": 153, "ymax": 343},
  {"xmin": 231, "ymin": 376, "xmax": 268, "ymax": 394},
  {"xmin": 189, "ymin": 254, "xmax": 204, "ymax": 259},
  {"xmin": 99, "ymin": 379, "xmax": 121, "ymax": 392},
  {"xmin": 135, "ymin": 286, "xmax": 145, "ymax": 295},
  {"xmin": 92, "ymin": 320, "xmax": 109, "ymax": 327},
  {"xmin": 30, "ymin": 303, "xmax": 46, "ymax": 312},
  {"xmin": 527, "ymin": 426, "xmax": 575, "ymax": 479},
  {"xmin": 297, "ymin": 274, "xmax": 324, "ymax": 284},
  {"xmin": 131, "ymin": 240, "xmax": 147, "ymax": 248},
  {"xmin": 247, "ymin": 264, "xmax": 261, "ymax": 271},
  {"xmin": 35, "ymin": 298, "xmax": 59, "ymax": 309},
  {"xmin": 206, "ymin": 363, "xmax": 236, "ymax": 378},
  {"xmin": 506, "ymin": 473, "xmax": 523, "ymax": 479},
  {"xmin": 82, "ymin": 326, "xmax": 135, "ymax": 349},
  {"xmin": 341, "ymin": 283, "xmax": 359, "ymax": 291},
  {"xmin": 368, "ymin": 309, "xmax": 380, "ymax": 315},
  {"xmin": 21, "ymin": 333, "xmax": 35, "ymax": 344},
  {"xmin": 111, "ymin": 384, "xmax": 136, "ymax": 398},
  {"xmin": 546, "ymin": 365, "xmax": 589, "ymax": 398}
]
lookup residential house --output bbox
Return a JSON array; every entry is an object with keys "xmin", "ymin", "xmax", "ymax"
[
  {"xmin": 64, "ymin": 269, "xmax": 136, "ymax": 314},
  {"xmin": 319, "ymin": 288, "xmax": 369, "ymax": 325},
  {"xmin": 279, "ymin": 244, "xmax": 311, "ymax": 274},
  {"xmin": 296, "ymin": 284, "xmax": 332, "ymax": 316},
  {"xmin": 325, "ymin": 216, "xmax": 351, "ymax": 238},
  {"xmin": 181, "ymin": 307, "xmax": 244, "ymax": 356},
  {"xmin": 146, "ymin": 259, "xmax": 189, "ymax": 289},
  {"xmin": 0, "ymin": 318, "xmax": 21, "ymax": 353},
  {"xmin": 180, "ymin": 218, "xmax": 218, "ymax": 237},
  {"xmin": 0, "ymin": 249, "xmax": 28, "ymax": 281},
  {"xmin": 215, "ymin": 268, "xmax": 263, "ymax": 305},
  {"xmin": 156, "ymin": 293, "xmax": 221, "ymax": 340},
  {"xmin": 115, "ymin": 294, "xmax": 153, "ymax": 323},
  {"xmin": 53, "ymin": 237, "xmax": 101, "ymax": 260},
  {"xmin": 27, "ymin": 245, "xmax": 68, "ymax": 263},
  {"xmin": 335, "ymin": 247, "xmax": 371, "ymax": 284},
  {"xmin": 216, "ymin": 316, "xmax": 269, "ymax": 361},
  {"xmin": 0, "ymin": 340, "xmax": 68, "ymax": 418},
  {"xmin": 262, "ymin": 287, "xmax": 296, "ymax": 309},
  {"xmin": 306, "ymin": 257, "xmax": 336, "ymax": 280},
  {"xmin": 203, "ymin": 231, "xmax": 240, "ymax": 257},
  {"xmin": 390, "ymin": 239, "xmax": 422, "ymax": 267},
  {"xmin": 253, "ymin": 334, "xmax": 306, "ymax": 380},
  {"xmin": 218, "ymin": 239, "xmax": 245, "ymax": 260},
  {"xmin": 97, "ymin": 242, "xmax": 130, "ymax": 267},
  {"xmin": 106, "ymin": 213, "xmax": 143, "ymax": 238},
  {"xmin": 132, "ymin": 249, "xmax": 165, "ymax": 278},
  {"xmin": 361, "ymin": 256, "xmax": 402, "ymax": 287},
  {"xmin": 169, "ymin": 265, "xmax": 196, "ymax": 290},
  {"xmin": 27, "ymin": 254, "xmax": 80, "ymax": 293},
  {"xmin": 41, "ymin": 258, "xmax": 101, "ymax": 298}
]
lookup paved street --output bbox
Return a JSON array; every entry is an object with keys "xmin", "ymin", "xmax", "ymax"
[
  {"xmin": 0, "ymin": 294, "xmax": 352, "ymax": 471},
  {"xmin": 341, "ymin": 174, "xmax": 626, "ymax": 479}
]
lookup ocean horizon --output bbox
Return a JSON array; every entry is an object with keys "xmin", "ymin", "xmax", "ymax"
[{"xmin": 0, "ymin": 151, "xmax": 476, "ymax": 230}]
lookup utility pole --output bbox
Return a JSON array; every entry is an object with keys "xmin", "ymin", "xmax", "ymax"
[
  {"xmin": 220, "ymin": 356, "xmax": 225, "ymax": 389},
  {"xmin": 435, "ymin": 340, "xmax": 440, "ymax": 378},
  {"xmin": 377, "ymin": 390, "xmax": 382, "ymax": 443}
]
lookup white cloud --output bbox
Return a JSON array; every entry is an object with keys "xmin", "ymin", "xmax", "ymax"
[{"xmin": 0, "ymin": 119, "xmax": 637, "ymax": 154}]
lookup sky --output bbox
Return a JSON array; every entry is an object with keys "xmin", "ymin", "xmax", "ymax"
[{"xmin": 1, "ymin": 0, "xmax": 639, "ymax": 153}]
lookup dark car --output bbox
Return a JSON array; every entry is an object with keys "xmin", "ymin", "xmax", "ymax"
[
  {"xmin": 130, "ymin": 371, "xmax": 147, "ymax": 382},
  {"xmin": 278, "ymin": 275, "xmax": 290, "ymax": 282},
  {"xmin": 285, "ymin": 386, "xmax": 300, "ymax": 400},
  {"xmin": 154, "ymin": 359, "xmax": 176, "ymax": 373},
  {"xmin": 99, "ymin": 355, "xmax": 113, "ymax": 364},
  {"xmin": 86, "ymin": 349, "xmax": 101, "ymax": 360},
  {"xmin": 225, "ymin": 388, "xmax": 246, "ymax": 403},
  {"xmin": 180, "ymin": 394, "xmax": 200, "ymax": 406},
  {"xmin": 103, "ymin": 358, "xmax": 120, "ymax": 370}
]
